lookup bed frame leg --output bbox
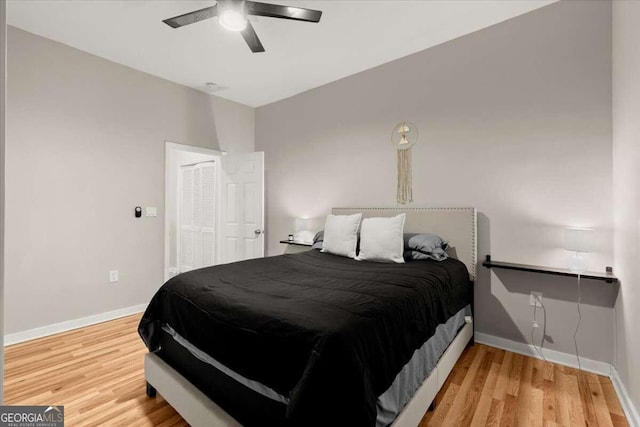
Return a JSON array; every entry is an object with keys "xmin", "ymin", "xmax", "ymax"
[
  {"xmin": 146, "ymin": 381, "xmax": 157, "ymax": 398},
  {"xmin": 428, "ymin": 401, "xmax": 436, "ymax": 412}
]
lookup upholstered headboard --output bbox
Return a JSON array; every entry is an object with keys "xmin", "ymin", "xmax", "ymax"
[{"xmin": 332, "ymin": 207, "xmax": 477, "ymax": 280}]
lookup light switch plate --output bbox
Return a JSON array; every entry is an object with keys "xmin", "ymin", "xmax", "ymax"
[{"xmin": 146, "ymin": 207, "xmax": 158, "ymax": 217}]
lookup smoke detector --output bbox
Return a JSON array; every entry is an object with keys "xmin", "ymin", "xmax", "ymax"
[{"xmin": 205, "ymin": 82, "xmax": 220, "ymax": 93}]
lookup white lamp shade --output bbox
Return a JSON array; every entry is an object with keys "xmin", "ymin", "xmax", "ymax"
[
  {"xmin": 563, "ymin": 228, "xmax": 594, "ymax": 253},
  {"xmin": 295, "ymin": 218, "xmax": 312, "ymax": 232}
]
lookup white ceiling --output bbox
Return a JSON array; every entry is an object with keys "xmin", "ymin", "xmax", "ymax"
[{"xmin": 7, "ymin": 0, "xmax": 555, "ymax": 107}]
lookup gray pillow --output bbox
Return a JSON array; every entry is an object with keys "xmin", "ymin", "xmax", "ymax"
[
  {"xmin": 311, "ymin": 231, "xmax": 324, "ymax": 250},
  {"xmin": 403, "ymin": 233, "xmax": 449, "ymax": 261}
]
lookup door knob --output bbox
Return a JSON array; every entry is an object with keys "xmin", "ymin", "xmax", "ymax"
[{"xmin": 254, "ymin": 229, "xmax": 264, "ymax": 235}]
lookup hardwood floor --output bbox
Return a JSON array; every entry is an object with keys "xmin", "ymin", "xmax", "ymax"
[
  {"xmin": 421, "ymin": 344, "xmax": 628, "ymax": 427},
  {"xmin": 4, "ymin": 314, "xmax": 186, "ymax": 426},
  {"xmin": 4, "ymin": 314, "xmax": 629, "ymax": 426}
]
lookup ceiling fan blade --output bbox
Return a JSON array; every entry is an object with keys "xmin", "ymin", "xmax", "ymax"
[
  {"xmin": 246, "ymin": 1, "xmax": 322, "ymax": 23},
  {"xmin": 241, "ymin": 21, "xmax": 265, "ymax": 53},
  {"xmin": 163, "ymin": 5, "xmax": 218, "ymax": 28}
]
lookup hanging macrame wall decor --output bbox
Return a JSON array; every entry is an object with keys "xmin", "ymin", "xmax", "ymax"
[{"xmin": 391, "ymin": 121, "xmax": 418, "ymax": 204}]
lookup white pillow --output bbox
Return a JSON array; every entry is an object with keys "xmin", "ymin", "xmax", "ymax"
[
  {"xmin": 321, "ymin": 213, "xmax": 362, "ymax": 259},
  {"xmin": 356, "ymin": 214, "xmax": 406, "ymax": 263}
]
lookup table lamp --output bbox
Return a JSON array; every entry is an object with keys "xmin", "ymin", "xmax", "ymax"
[
  {"xmin": 563, "ymin": 227, "xmax": 593, "ymax": 273},
  {"xmin": 294, "ymin": 218, "xmax": 314, "ymax": 244}
]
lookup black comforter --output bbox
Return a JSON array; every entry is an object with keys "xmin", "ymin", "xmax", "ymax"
[{"xmin": 139, "ymin": 251, "xmax": 471, "ymax": 426}]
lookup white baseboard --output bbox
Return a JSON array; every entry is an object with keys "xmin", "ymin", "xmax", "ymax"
[
  {"xmin": 611, "ymin": 367, "xmax": 640, "ymax": 427},
  {"xmin": 475, "ymin": 332, "xmax": 611, "ymax": 376},
  {"xmin": 4, "ymin": 304, "xmax": 147, "ymax": 346}
]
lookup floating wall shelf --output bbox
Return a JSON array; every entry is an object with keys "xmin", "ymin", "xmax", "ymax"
[
  {"xmin": 279, "ymin": 240, "xmax": 313, "ymax": 247},
  {"xmin": 482, "ymin": 255, "xmax": 618, "ymax": 283}
]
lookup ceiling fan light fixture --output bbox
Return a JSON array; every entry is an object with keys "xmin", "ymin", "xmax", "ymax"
[
  {"xmin": 163, "ymin": 1, "xmax": 322, "ymax": 53},
  {"xmin": 218, "ymin": 1, "xmax": 248, "ymax": 31}
]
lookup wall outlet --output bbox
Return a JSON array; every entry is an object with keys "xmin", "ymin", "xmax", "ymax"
[
  {"xmin": 109, "ymin": 270, "xmax": 119, "ymax": 283},
  {"xmin": 530, "ymin": 291, "xmax": 543, "ymax": 308}
]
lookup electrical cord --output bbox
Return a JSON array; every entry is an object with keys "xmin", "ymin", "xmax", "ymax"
[
  {"xmin": 531, "ymin": 297, "xmax": 547, "ymax": 362},
  {"xmin": 573, "ymin": 273, "xmax": 582, "ymax": 371}
]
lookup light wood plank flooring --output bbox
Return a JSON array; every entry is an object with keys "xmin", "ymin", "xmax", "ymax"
[
  {"xmin": 4, "ymin": 314, "xmax": 628, "ymax": 426},
  {"xmin": 421, "ymin": 344, "xmax": 628, "ymax": 427},
  {"xmin": 5, "ymin": 314, "xmax": 186, "ymax": 426}
]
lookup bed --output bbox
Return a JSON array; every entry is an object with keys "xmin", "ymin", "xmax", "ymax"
[{"xmin": 139, "ymin": 207, "xmax": 477, "ymax": 427}]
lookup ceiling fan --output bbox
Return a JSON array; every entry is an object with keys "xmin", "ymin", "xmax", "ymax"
[{"xmin": 163, "ymin": 0, "xmax": 323, "ymax": 53}]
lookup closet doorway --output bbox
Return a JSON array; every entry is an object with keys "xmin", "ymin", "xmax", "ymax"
[
  {"xmin": 177, "ymin": 160, "xmax": 217, "ymax": 273},
  {"xmin": 164, "ymin": 142, "xmax": 265, "ymax": 281},
  {"xmin": 165, "ymin": 142, "xmax": 221, "ymax": 280}
]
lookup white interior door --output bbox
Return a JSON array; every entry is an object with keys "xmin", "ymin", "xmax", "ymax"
[
  {"xmin": 179, "ymin": 161, "xmax": 217, "ymax": 272},
  {"xmin": 220, "ymin": 152, "xmax": 265, "ymax": 263}
]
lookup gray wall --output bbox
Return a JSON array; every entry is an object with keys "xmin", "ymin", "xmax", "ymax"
[
  {"xmin": 5, "ymin": 27, "xmax": 254, "ymax": 334},
  {"xmin": 257, "ymin": 1, "xmax": 616, "ymax": 362},
  {"xmin": 0, "ymin": 0, "xmax": 6, "ymax": 403},
  {"xmin": 613, "ymin": 0, "xmax": 640, "ymax": 416}
]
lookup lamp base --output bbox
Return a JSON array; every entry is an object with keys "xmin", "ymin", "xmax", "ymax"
[
  {"xmin": 568, "ymin": 252, "xmax": 587, "ymax": 273},
  {"xmin": 294, "ymin": 230, "xmax": 315, "ymax": 245}
]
